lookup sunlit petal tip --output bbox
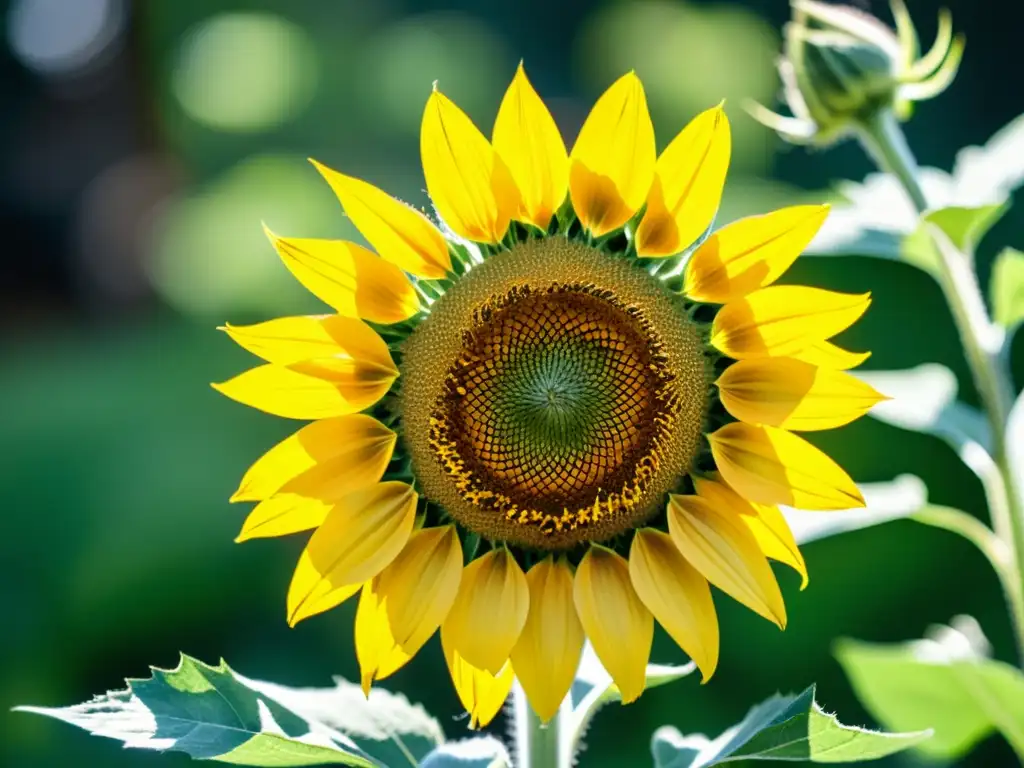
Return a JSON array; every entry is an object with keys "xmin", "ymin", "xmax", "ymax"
[
  {"xmin": 573, "ymin": 546, "xmax": 653, "ymax": 703},
  {"xmin": 707, "ymin": 423, "xmax": 865, "ymax": 510},
  {"xmin": 685, "ymin": 204, "xmax": 833, "ymax": 303},
  {"xmin": 715, "ymin": 357, "xmax": 890, "ymax": 431},
  {"xmin": 421, "ymin": 87, "xmax": 519, "ymax": 244},
  {"xmin": 569, "ymin": 72, "xmax": 656, "ymax": 237},
  {"xmin": 442, "ymin": 548, "xmax": 529, "ymax": 675},
  {"xmin": 667, "ymin": 496, "xmax": 787, "ymax": 629},
  {"xmin": 263, "ymin": 233, "xmax": 419, "ymax": 325},
  {"xmin": 493, "ymin": 60, "xmax": 568, "ymax": 230},
  {"xmin": 636, "ymin": 102, "xmax": 732, "ymax": 258},
  {"xmin": 711, "ymin": 286, "xmax": 872, "ymax": 360},
  {"xmin": 355, "ymin": 579, "xmax": 414, "ymax": 695},
  {"xmin": 309, "ymin": 159, "xmax": 451, "ymax": 279},
  {"xmin": 629, "ymin": 530, "xmax": 719, "ymax": 681},
  {"xmin": 511, "ymin": 557, "xmax": 584, "ymax": 722},
  {"xmin": 442, "ymin": 629, "xmax": 514, "ymax": 728},
  {"xmin": 229, "ymin": 415, "xmax": 395, "ymax": 504}
]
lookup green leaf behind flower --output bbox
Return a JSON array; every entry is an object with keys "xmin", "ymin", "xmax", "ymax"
[
  {"xmin": 991, "ymin": 247, "xmax": 1024, "ymax": 329},
  {"xmin": 650, "ymin": 684, "xmax": 930, "ymax": 766},
  {"xmin": 836, "ymin": 622, "xmax": 1024, "ymax": 758},
  {"xmin": 16, "ymin": 654, "xmax": 443, "ymax": 767}
]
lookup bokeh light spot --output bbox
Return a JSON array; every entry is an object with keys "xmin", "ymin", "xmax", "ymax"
[
  {"xmin": 148, "ymin": 155, "xmax": 354, "ymax": 317},
  {"xmin": 8, "ymin": 0, "xmax": 124, "ymax": 76},
  {"xmin": 171, "ymin": 12, "xmax": 317, "ymax": 133},
  {"xmin": 360, "ymin": 13, "xmax": 508, "ymax": 135},
  {"xmin": 576, "ymin": 0, "xmax": 779, "ymax": 172}
]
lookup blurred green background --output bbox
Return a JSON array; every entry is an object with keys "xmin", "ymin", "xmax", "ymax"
[{"xmin": 2, "ymin": 0, "xmax": 1023, "ymax": 765}]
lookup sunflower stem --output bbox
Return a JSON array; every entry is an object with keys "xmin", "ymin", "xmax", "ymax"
[
  {"xmin": 857, "ymin": 108, "xmax": 1024, "ymax": 667},
  {"xmin": 514, "ymin": 682, "xmax": 563, "ymax": 768}
]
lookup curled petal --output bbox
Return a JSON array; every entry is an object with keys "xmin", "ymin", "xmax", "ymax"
[
  {"xmin": 711, "ymin": 286, "xmax": 871, "ymax": 359},
  {"xmin": 442, "ymin": 627, "xmax": 514, "ymax": 729},
  {"xmin": 231, "ymin": 415, "xmax": 395, "ymax": 503},
  {"xmin": 629, "ymin": 529, "xmax": 719, "ymax": 681},
  {"xmin": 668, "ymin": 495, "xmax": 787, "ymax": 628},
  {"xmin": 707, "ymin": 422, "xmax": 865, "ymax": 510},
  {"xmin": 442, "ymin": 548, "xmax": 529, "ymax": 675},
  {"xmin": 286, "ymin": 482, "xmax": 417, "ymax": 626},
  {"xmin": 636, "ymin": 104, "xmax": 731, "ymax": 257},
  {"xmin": 493, "ymin": 62, "xmax": 568, "ymax": 229},
  {"xmin": 573, "ymin": 546, "xmax": 652, "ymax": 703},
  {"xmin": 511, "ymin": 558, "xmax": 584, "ymax": 722},
  {"xmin": 264, "ymin": 228, "xmax": 419, "ymax": 324},
  {"xmin": 311, "ymin": 161, "xmax": 450, "ymax": 279},
  {"xmin": 569, "ymin": 72, "xmax": 655, "ymax": 237},
  {"xmin": 355, "ymin": 579, "xmax": 412, "ymax": 694},
  {"xmin": 421, "ymin": 87, "xmax": 519, "ymax": 243},
  {"xmin": 717, "ymin": 357, "xmax": 887, "ymax": 430},
  {"xmin": 684, "ymin": 205, "xmax": 830, "ymax": 302}
]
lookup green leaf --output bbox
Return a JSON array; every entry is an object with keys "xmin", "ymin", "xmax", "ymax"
[
  {"xmin": 923, "ymin": 204, "xmax": 1008, "ymax": 257},
  {"xmin": 836, "ymin": 621, "xmax": 1024, "ymax": 759},
  {"xmin": 16, "ymin": 654, "xmax": 443, "ymax": 767},
  {"xmin": 650, "ymin": 684, "xmax": 930, "ymax": 766},
  {"xmin": 420, "ymin": 737, "xmax": 511, "ymax": 767},
  {"xmin": 855, "ymin": 363, "xmax": 991, "ymax": 453},
  {"xmin": 991, "ymin": 247, "xmax": 1024, "ymax": 328}
]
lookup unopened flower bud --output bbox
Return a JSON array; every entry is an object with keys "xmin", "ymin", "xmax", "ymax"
[{"xmin": 750, "ymin": 0, "xmax": 964, "ymax": 145}]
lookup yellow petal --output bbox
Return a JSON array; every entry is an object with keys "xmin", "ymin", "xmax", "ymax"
[
  {"xmin": 629, "ymin": 529, "xmax": 719, "ymax": 681},
  {"xmin": 510, "ymin": 558, "xmax": 584, "ymax": 723},
  {"xmin": 212, "ymin": 362, "xmax": 395, "ymax": 420},
  {"xmin": 421, "ymin": 87, "xmax": 519, "ymax": 243},
  {"xmin": 264, "ymin": 228, "xmax": 419, "ymax": 324},
  {"xmin": 684, "ymin": 205, "xmax": 830, "ymax": 302},
  {"xmin": 231, "ymin": 415, "xmax": 395, "ymax": 503},
  {"xmin": 569, "ymin": 72, "xmax": 655, "ymax": 237},
  {"xmin": 744, "ymin": 504, "xmax": 809, "ymax": 590},
  {"xmin": 790, "ymin": 340, "xmax": 871, "ymax": 370},
  {"xmin": 287, "ymin": 482, "xmax": 417, "ymax": 626},
  {"xmin": 707, "ymin": 422, "xmax": 865, "ymax": 510},
  {"xmin": 668, "ymin": 495, "xmax": 787, "ymax": 628},
  {"xmin": 376, "ymin": 525, "xmax": 463, "ymax": 654},
  {"xmin": 311, "ymin": 161, "xmax": 451, "ymax": 279},
  {"xmin": 693, "ymin": 475, "xmax": 808, "ymax": 589},
  {"xmin": 711, "ymin": 286, "xmax": 871, "ymax": 359},
  {"xmin": 222, "ymin": 316, "xmax": 396, "ymax": 375},
  {"xmin": 636, "ymin": 105, "xmax": 731, "ymax": 257},
  {"xmin": 573, "ymin": 546, "xmax": 652, "ymax": 703},
  {"xmin": 236, "ymin": 494, "xmax": 331, "ymax": 542},
  {"xmin": 493, "ymin": 63, "xmax": 568, "ymax": 230},
  {"xmin": 442, "ymin": 548, "xmax": 529, "ymax": 675},
  {"xmin": 717, "ymin": 358, "xmax": 886, "ymax": 431},
  {"xmin": 441, "ymin": 626, "xmax": 515, "ymax": 729},
  {"xmin": 355, "ymin": 579, "xmax": 413, "ymax": 695}
]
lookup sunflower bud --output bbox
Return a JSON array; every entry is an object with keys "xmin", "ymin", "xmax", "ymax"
[{"xmin": 750, "ymin": 0, "xmax": 964, "ymax": 145}]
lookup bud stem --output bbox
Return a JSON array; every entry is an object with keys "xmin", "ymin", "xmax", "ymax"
[
  {"xmin": 514, "ymin": 681, "xmax": 565, "ymax": 768},
  {"xmin": 857, "ymin": 109, "xmax": 1024, "ymax": 667}
]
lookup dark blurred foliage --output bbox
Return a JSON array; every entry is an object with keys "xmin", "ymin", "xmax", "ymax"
[{"xmin": 1, "ymin": 0, "xmax": 1022, "ymax": 766}]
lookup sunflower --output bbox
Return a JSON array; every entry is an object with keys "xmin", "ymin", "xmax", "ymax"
[{"xmin": 215, "ymin": 65, "xmax": 883, "ymax": 727}]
